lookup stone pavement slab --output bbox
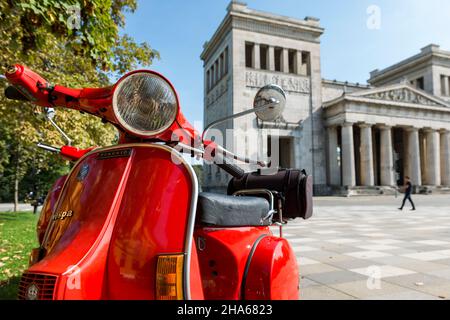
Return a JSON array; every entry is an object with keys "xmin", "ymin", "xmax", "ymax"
[{"xmin": 280, "ymin": 195, "xmax": 450, "ymax": 300}]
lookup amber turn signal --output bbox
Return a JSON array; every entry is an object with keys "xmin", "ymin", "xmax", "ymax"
[{"xmin": 156, "ymin": 254, "xmax": 184, "ymax": 300}]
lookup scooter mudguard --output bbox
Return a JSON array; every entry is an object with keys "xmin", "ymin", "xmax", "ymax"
[
  {"xmin": 19, "ymin": 144, "xmax": 201, "ymax": 300},
  {"xmin": 194, "ymin": 227, "xmax": 272, "ymax": 300},
  {"xmin": 242, "ymin": 236, "xmax": 299, "ymax": 300}
]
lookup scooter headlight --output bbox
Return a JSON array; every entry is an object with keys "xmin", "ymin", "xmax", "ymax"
[{"xmin": 112, "ymin": 71, "xmax": 179, "ymax": 138}]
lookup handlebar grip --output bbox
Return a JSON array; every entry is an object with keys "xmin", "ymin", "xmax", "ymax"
[
  {"xmin": 5, "ymin": 64, "xmax": 51, "ymax": 106},
  {"xmin": 4, "ymin": 86, "xmax": 30, "ymax": 102},
  {"xmin": 215, "ymin": 156, "xmax": 245, "ymax": 179}
]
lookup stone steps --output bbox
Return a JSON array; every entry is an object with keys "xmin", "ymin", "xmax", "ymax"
[
  {"xmin": 332, "ymin": 186, "xmax": 402, "ymax": 197},
  {"xmin": 417, "ymin": 186, "xmax": 450, "ymax": 195},
  {"xmin": 331, "ymin": 185, "xmax": 450, "ymax": 197}
]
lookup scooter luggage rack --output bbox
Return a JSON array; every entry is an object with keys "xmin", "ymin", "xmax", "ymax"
[{"xmin": 232, "ymin": 189, "xmax": 284, "ymax": 237}]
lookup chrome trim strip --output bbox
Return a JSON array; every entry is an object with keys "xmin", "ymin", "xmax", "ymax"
[
  {"xmin": 240, "ymin": 234, "xmax": 269, "ymax": 300},
  {"xmin": 176, "ymin": 150, "xmax": 198, "ymax": 301}
]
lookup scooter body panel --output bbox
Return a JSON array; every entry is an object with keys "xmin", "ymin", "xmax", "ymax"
[
  {"xmin": 243, "ymin": 236, "xmax": 299, "ymax": 300},
  {"xmin": 23, "ymin": 144, "xmax": 199, "ymax": 300},
  {"xmin": 37, "ymin": 175, "xmax": 67, "ymax": 245},
  {"xmin": 104, "ymin": 145, "xmax": 196, "ymax": 299},
  {"xmin": 194, "ymin": 227, "xmax": 271, "ymax": 300}
]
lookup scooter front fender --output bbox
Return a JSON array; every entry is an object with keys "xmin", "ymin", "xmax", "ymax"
[{"xmin": 242, "ymin": 236, "xmax": 299, "ymax": 300}]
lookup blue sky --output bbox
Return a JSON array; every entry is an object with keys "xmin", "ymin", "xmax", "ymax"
[{"xmin": 123, "ymin": 0, "xmax": 450, "ymax": 128}]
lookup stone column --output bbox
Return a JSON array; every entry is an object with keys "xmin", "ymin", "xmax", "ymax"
[
  {"xmin": 253, "ymin": 43, "xmax": 260, "ymax": 69},
  {"xmin": 341, "ymin": 123, "xmax": 356, "ymax": 187},
  {"xmin": 359, "ymin": 124, "xmax": 375, "ymax": 186},
  {"xmin": 327, "ymin": 126, "xmax": 340, "ymax": 186},
  {"xmin": 282, "ymin": 48, "xmax": 289, "ymax": 73},
  {"xmin": 268, "ymin": 46, "xmax": 275, "ymax": 71},
  {"xmin": 295, "ymin": 51, "xmax": 302, "ymax": 75},
  {"xmin": 406, "ymin": 128, "xmax": 422, "ymax": 186},
  {"xmin": 379, "ymin": 125, "xmax": 395, "ymax": 186},
  {"xmin": 425, "ymin": 129, "xmax": 441, "ymax": 186},
  {"xmin": 217, "ymin": 58, "xmax": 222, "ymax": 80},
  {"xmin": 440, "ymin": 130, "xmax": 450, "ymax": 186},
  {"xmin": 444, "ymin": 76, "xmax": 450, "ymax": 96}
]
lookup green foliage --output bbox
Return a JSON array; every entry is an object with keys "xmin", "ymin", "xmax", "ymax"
[
  {"xmin": 0, "ymin": 0, "xmax": 159, "ymax": 202},
  {"xmin": 0, "ymin": 0, "xmax": 159, "ymax": 72},
  {"xmin": 0, "ymin": 211, "xmax": 39, "ymax": 300}
]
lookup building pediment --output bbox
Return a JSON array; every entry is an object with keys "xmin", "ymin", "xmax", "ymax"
[{"xmin": 350, "ymin": 84, "xmax": 450, "ymax": 108}]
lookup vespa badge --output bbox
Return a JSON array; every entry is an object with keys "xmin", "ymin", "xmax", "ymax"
[{"xmin": 26, "ymin": 283, "xmax": 39, "ymax": 300}]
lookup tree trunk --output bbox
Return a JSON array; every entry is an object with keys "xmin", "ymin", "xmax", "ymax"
[
  {"xmin": 13, "ymin": 141, "xmax": 21, "ymax": 213},
  {"xmin": 14, "ymin": 176, "xmax": 19, "ymax": 212}
]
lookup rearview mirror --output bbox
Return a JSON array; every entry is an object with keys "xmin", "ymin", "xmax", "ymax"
[
  {"xmin": 253, "ymin": 84, "xmax": 286, "ymax": 122},
  {"xmin": 202, "ymin": 84, "xmax": 286, "ymax": 142}
]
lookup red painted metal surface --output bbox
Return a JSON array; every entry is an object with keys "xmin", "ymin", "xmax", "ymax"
[
  {"xmin": 243, "ymin": 236, "xmax": 299, "ymax": 300},
  {"xmin": 37, "ymin": 175, "xmax": 67, "ymax": 245},
  {"xmin": 194, "ymin": 227, "xmax": 271, "ymax": 300},
  {"xmin": 104, "ymin": 145, "xmax": 194, "ymax": 299},
  {"xmin": 60, "ymin": 146, "xmax": 95, "ymax": 162},
  {"xmin": 26, "ymin": 145, "xmax": 197, "ymax": 300},
  {"xmin": 28, "ymin": 147, "xmax": 134, "ymax": 299},
  {"xmin": 189, "ymin": 242, "xmax": 205, "ymax": 300}
]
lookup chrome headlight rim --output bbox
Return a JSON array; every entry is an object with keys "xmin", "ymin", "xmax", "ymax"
[{"xmin": 112, "ymin": 70, "xmax": 180, "ymax": 138}]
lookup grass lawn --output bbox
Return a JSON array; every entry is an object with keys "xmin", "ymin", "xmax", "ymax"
[{"xmin": 0, "ymin": 211, "xmax": 39, "ymax": 300}]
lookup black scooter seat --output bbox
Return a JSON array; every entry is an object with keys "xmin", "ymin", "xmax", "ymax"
[{"xmin": 196, "ymin": 192, "xmax": 270, "ymax": 227}]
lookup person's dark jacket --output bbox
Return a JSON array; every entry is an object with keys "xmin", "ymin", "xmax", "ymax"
[{"xmin": 405, "ymin": 181, "xmax": 412, "ymax": 195}]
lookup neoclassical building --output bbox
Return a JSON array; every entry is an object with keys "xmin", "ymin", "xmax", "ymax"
[{"xmin": 201, "ymin": 1, "xmax": 450, "ymax": 195}]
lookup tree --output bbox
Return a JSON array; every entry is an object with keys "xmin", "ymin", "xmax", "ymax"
[{"xmin": 0, "ymin": 0, "xmax": 159, "ymax": 210}]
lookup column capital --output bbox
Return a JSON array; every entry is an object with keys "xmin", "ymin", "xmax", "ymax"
[
  {"xmin": 377, "ymin": 124, "xmax": 392, "ymax": 130},
  {"xmin": 439, "ymin": 128, "xmax": 450, "ymax": 134},
  {"xmin": 341, "ymin": 122, "xmax": 354, "ymax": 128},
  {"xmin": 405, "ymin": 126, "xmax": 420, "ymax": 132},
  {"xmin": 358, "ymin": 122, "xmax": 374, "ymax": 129},
  {"xmin": 423, "ymin": 127, "xmax": 440, "ymax": 133}
]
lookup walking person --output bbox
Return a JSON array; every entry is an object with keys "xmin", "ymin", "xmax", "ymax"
[{"xmin": 398, "ymin": 176, "xmax": 416, "ymax": 211}]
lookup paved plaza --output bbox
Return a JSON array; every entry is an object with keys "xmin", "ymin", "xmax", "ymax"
[{"xmin": 279, "ymin": 194, "xmax": 450, "ymax": 300}]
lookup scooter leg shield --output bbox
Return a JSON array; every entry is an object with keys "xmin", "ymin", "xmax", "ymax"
[{"xmin": 242, "ymin": 236, "xmax": 299, "ymax": 300}]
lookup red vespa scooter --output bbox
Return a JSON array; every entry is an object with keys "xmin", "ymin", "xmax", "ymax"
[{"xmin": 4, "ymin": 64, "xmax": 313, "ymax": 300}]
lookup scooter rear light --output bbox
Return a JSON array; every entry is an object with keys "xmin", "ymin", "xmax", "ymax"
[{"xmin": 156, "ymin": 254, "xmax": 184, "ymax": 300}]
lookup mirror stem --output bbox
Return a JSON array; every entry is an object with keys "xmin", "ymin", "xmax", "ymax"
[
  {"xmin": 48, "ymin": 117, "xmax": 72, "ymax": 146},
  {"xmin": 202, "ymin": 99, "xmax": 278, "ymax": 142}
]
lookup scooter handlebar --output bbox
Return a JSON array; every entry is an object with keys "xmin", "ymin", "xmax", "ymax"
[
  {"xmin": 5, "ymin": 64, "xmax": 112, "ymax": 115},
  {"xmin": 37, "ymin": 142, "xmax": 95, "ymax": 162},
  {"xmin": 215, "ymin": 156, "xmax": 246, "ymax": 179},
  {"xmin": 37, "ymin": 143, "xmax": 61, "ymax": 153},
  {"xmin": 5, "ymin": 64, "xmax": 53, "ymax": 106},
  {"xmin": 4, "ymin": 86, "xmax": 30, "ymax": 102}
]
